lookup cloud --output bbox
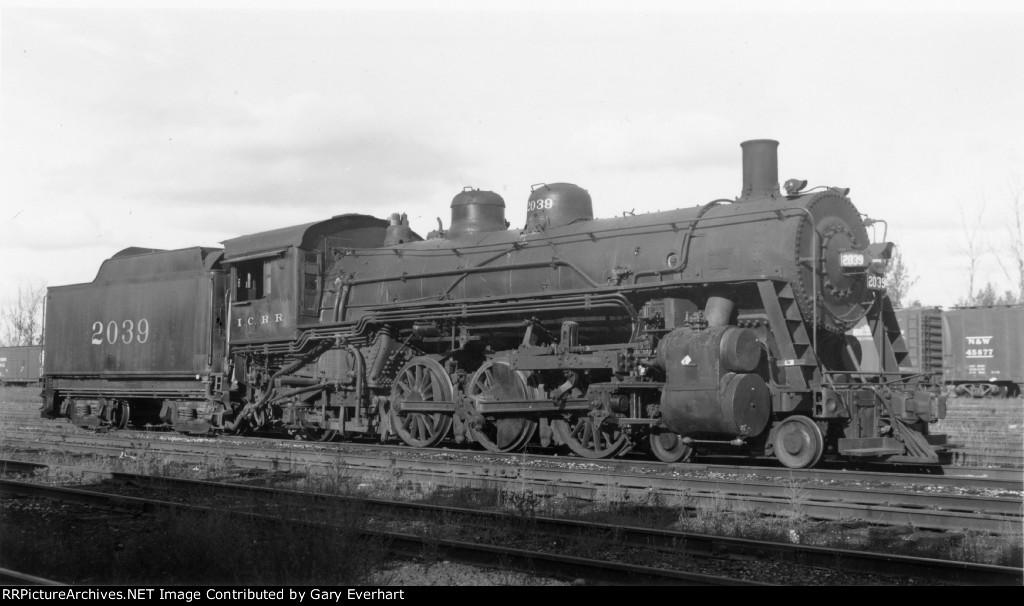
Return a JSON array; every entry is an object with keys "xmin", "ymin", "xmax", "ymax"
[
  {"xmin": 35, "ymin": 91, "xmax": 476, "ymax": 217},
  {"xmin": 571, "ymin": 113, "xmax": 740, "ymax": 172}
]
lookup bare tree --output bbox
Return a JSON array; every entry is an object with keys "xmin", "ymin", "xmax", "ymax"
[
  {"xmin": 1, "ymin": 283, "xmax": 47, "ymax": 346},
  {"xmin": 958, "ymin": 281, "xmax": 1019, "ymax": 307},
  {"xmin": 958, "ymin": 198, "xmax": 987, "ymax": 303},
  {"xmin": 885, "ymin": 246, "xmax": 917, "ymax": 308},
  {"xmin": 991, "ymin": 176, "xmax": 1023, "ymax": 301}
]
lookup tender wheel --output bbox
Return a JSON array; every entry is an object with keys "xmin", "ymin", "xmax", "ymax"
[
  {"xmin": 552, "ymin": 414, "xmax": 628, "ymax": 459},
  {"xmin": 389, "ymin": 357, "xmax": 453, "ymax": 447},
  {"xmin": 465, "ymin": 360, "xmax": 538, "ymax": 453},
  {"xmin": 773, "ymin": 416, "xmax": 824, "ymax": 469},
  {"xmin": 649, "ymin": 427, "xmax": 693, "ymax": 463},
  {"xmin": 110, "ymin": 401, "xmax": 130, "ymax": 429}
]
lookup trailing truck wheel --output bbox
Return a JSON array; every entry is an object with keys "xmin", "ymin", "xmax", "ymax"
[
  {"xmin": 465, "ymin": 360, "xmax": 538, "ymax": 453},
  {"xmin": 552, "ymin": 415, "xmax": 628, "ymax": 459},
  {"xmin": 649, "ymin": 427, "xmax": 693, "ymax": 463},
  {"xmin": 772, "ymin": 416, "xmax": 824, "ymax": 469},
  {"xmin": 389, "ymin": 357, "xmax": 453, "ymax": 448}
]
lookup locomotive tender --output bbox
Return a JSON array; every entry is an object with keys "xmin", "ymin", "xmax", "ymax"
[{"xmin": 41, "ymin": 140, "xmax": 950, "ymax": 468}]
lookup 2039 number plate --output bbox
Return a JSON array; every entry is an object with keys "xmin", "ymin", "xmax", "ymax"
[{"xmin": 867, "ymin": 275, "xmax": 887, "ymax": 290}]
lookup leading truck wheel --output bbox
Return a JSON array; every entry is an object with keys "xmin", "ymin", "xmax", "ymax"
[
  {"xmin": 649, "ymin": 428, "xmax": 693, "ymax": 463},
  {"xmin": 389, "ymin": 357, "xmax": 453, "ymax": 448},
  {"xmin": 772, "ymin": 416, "xmax": 824, "ymax": 469}
]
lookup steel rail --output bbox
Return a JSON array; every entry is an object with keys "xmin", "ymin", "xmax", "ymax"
[
  {"xmin": 4, "ymin": 422, "xmax": 1019, "ymax": 488},
  {"xmin": 15, "ymin": 465, "xmax": 1021, "ymax": 585},
  {"xmin": 0, "ymin": 567, "xmax": 64, "ymax": 586},
  {"xmin": 4, "ymin": 427, "xmax": 1022, "ymax": 488},
  {"xmin": 2, "ymin": 432, "xmax": 1020, "ymax": 533},
  {"xmin": 0, "ymin": 478, "xmax": 763, "ymax": 587}
]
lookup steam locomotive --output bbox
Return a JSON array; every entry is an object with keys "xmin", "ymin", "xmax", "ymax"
[{"xmin": 40, "ymin": 140, "xmax": 950, "ymax": 468}]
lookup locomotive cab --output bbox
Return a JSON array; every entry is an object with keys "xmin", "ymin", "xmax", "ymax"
[{"xmin": 221, "ymin": 214, "xmax": 389, "ymax": 344}]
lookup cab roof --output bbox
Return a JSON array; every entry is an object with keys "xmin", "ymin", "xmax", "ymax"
[{"xmin": 221, "ymin": 214, "xmax": 388, "ymax": 262}]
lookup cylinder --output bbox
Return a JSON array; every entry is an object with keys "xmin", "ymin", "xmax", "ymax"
[{"xmin": 740, "ymin": 139, "xmax": 781, "ymax": 201}]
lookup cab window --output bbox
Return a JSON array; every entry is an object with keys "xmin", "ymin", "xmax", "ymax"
[
  {"xmin": 235, "ymin": 260, "xmax": 272, "ymax": 301},
  {"xmin": 302, "ymin": 252, "xmax": 320, "ymax": 314}
]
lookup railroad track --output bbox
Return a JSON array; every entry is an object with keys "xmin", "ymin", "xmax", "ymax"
[
  {"xmin": 3, "ymin": 462, "xmax": 1020, "ymax": 585},
  {"xmin": 0, "ymin": 567, "xmax": 63, "ymax": 586},
  {"xmin": 4, "ymin": 401, "xmax": 1023, "ymax": 472},
  {"xmin": 0, "ymin": 474, "xmax": 766, "ymax": 586},
  {"xmin": 2, "ymin": 431, "xmax": 1021, "ymax": 533},
  {"xmin": 5, "ymin": 424, "xmax": 1022, "ymax": 485}
]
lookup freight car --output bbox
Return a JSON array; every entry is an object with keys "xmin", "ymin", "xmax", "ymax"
[
  {"xmin": 0, "ymin": 345, "xmax": 43, "ymax": 385},
  {"xmin": 41, "ymin": 140, "xmax": 951, "ymax": 468},
  {"xmin": 942, "ymin": 305, "xmax": 1024, "ymax": 397}
]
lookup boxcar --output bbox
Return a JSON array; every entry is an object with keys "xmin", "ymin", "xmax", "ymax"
[
  {"xmin": 942, "ymin": 305, "xmax": 1024, "ymax": 397},
  {"xmin": 0, "ymin": 345, "xmax": 43, "ymax": 385},
  {"xmin": 41, "ymin": 246, "xmax": 228, "ymax": 427}
]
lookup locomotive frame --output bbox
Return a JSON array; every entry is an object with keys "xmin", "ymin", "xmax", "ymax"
[{"xmin": 41, "ymin": 140, "xmax": 951, "ymax": 469}]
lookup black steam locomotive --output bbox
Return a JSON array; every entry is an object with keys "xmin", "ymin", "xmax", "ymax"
[{"xmin": 41, "ymin": 140, "xmax": 950, "ymax": 468}]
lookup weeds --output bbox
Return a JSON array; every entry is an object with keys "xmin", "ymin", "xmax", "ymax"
[
  {"xmin": 782, "ymin": 475, "xmax": 809, "ymax": 521},
  {"xmin": 0, "ymin": 496, "xmax": 389, "ymax": 585}
]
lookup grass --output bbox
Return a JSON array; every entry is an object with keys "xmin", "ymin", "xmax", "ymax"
[
  {"xmin": 1, "ymin": 497, "xmax": 390, "ymax": 585},
  {"xmin": 934, "ymin": 396, "xmax": 1023, "ymax": 467},
  {"xmin": 269, "ymin": 456, "xmax": 1024, "ymax": 569}
]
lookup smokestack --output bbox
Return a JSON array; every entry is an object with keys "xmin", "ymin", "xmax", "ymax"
[{"xmin": 739, "ymin": 139, "xmax": 780, "ymax": 201}]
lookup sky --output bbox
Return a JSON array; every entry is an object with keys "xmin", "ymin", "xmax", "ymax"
[{"xmin": 1, "ymin": 0, "xmax": 1022, "ymax": 311}]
